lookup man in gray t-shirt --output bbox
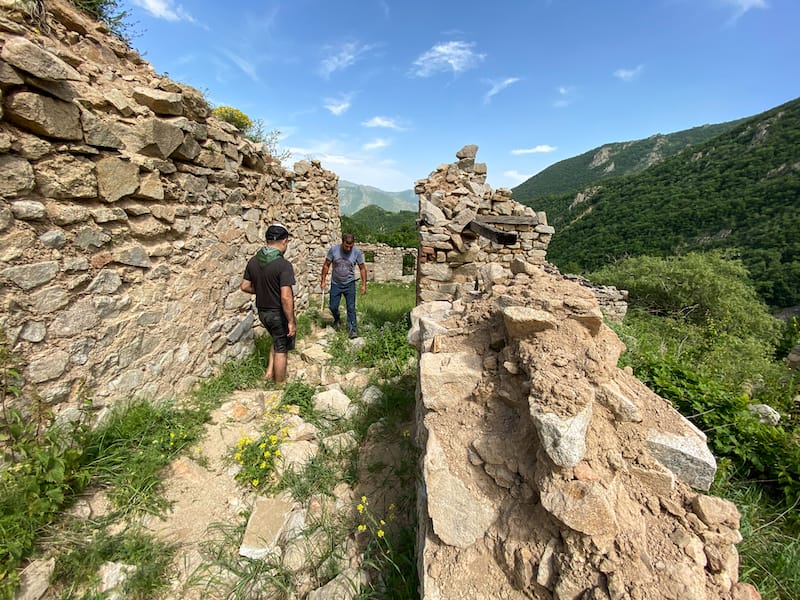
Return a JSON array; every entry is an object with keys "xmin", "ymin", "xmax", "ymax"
[{"xmin": 320, "ymin": 232, "xmax": 367, "ymax": 338}]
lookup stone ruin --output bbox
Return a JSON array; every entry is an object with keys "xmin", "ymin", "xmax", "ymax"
[
  {"xmin": 359, "ymin": 242, "xmax": 416, "ymax": 284},
  {"xmin": 0, "ymin": 2, "xmax": 761, "ymax": 598},
  {"xmin": 408, "ymin": 147, "xmax": 757, "ymax": 599},
  {"xmin": 0, "ymin": 0, "xmax": 340, "ymax": 409}
]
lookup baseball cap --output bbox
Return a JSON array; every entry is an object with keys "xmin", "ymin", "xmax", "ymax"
[{"xmin": 265, "ymin": 223, "xmax": 291, "ymax": 240}]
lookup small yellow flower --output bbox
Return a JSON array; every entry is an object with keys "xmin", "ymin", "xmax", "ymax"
[
  {"xmin": 402, "ymin": 430, "xmax": 410, "ymax": 438},
  {"xmin": 274, "ymin": 449, "xmax": 281, "ymax": 456},
  {"xmin": 252, "ymin": 479, "xmax": 259, "ymax": 487},
  {"xmin": 269, "ymin": 434, "xmax": 278, "ymax": 444},
  {"xmin": 357, "ymin": 503, "xmax": 365, "ymax": 513},
  {"xmin": 357, "ymin": 524, "xmax": 366, "ymax": 532},
  {"xmin": 380, "ymin": 519, "xmax": 385, "ymax": 526},
  {"xmin": 361, "ymin": 495, "xmax": 368, "ymax": 504},
  {"xmin": 260, "ymin": 461, "xmax": 267, "ymax": 469},
  {"xmin": 377, "ymin": 529, "xmax": 385, "ymax": 538},
  {"xmin": 170, "ymin": 431, "xmax": 175, "ymax": 439},
  {"xmin": 264, "ymin": 451, "xmax": 271, "ymax": 458},
  {"xmin": 388, "ymin": 503, "xmax": 396, "ymax": 511},
  {"xmin": 234, "ymin": 452, "xmax": 242, "ymax": 461},
  {"xmin": 259, "ymin": 442, "xmax": 267, "ymax": 450}
]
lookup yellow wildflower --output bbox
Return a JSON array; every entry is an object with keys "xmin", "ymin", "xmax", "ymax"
[
  {"xmin": 252, "ymin": 479, "xmax": 259, "ymax": 487},
  {"xmin": 260, "ymin": 461, "xmax": 267, "ymax": 469},
  {"xmin": 357, "ymin": 503, "xmax": 365, "ymax": 513},
  {"xmin": 357, "ymin": 524, "xmax": 366, "ymax": 532},
  {"xmin": 361, "ymin": 495, "xmax": 368, "ymax": 504},
  {"xmin": 377, "ymin": 529, "xmax": 385, "ymax": 538}
]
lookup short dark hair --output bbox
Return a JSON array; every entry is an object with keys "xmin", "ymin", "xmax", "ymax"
[{"xmin": 342, "ymin": 232, "xmax": 355, "ymax": 243}]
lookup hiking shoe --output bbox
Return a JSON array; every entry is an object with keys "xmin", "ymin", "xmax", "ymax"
[{"xmin": 348, "ymin": 330, "xmax": 358, "ymax": 339}]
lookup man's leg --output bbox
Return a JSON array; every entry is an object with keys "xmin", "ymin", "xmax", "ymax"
[
  {"xmin": 273, "ymin": 351, "xmax": 288, "ymax": 384},
  {"xmin": 329, "ymin": 283, "xmax": 342, "ymax": 326},
  {"xmin": 344, "ymin": 280, "xmax": 357, "ymax": 337},
  {"xmin": 265, "ymin": 346, "xmax": 275, "ymax": 380}
]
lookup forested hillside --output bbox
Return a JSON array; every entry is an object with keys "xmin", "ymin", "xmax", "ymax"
[
  {"xmin": 512, "ymin": 120, "xmax": 744, "ymax": 202},
  {"xmin": 539, "ymin": 96, "xmax": 800, "ymax": 309},
  {"xmin": 341, "ymin": 205, "xmax": 417, "ymax": 248}
]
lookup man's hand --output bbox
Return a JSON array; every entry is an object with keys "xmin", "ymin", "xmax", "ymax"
[
  {"xmin": 288, "ymin": 321, "xmax": 296, "ymax": 337},
  {"xmin": 361, "ymin": 281, "xmax": 367, "ymax": 296}
]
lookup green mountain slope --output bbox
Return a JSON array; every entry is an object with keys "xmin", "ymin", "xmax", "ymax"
[
  {"xmin": 338, "ymin": 180, "xmax": 416, "ymax": 215},
  {"xmin": 542, "ymin": 96, "xmax": 800, "ymax": 309},
  {"xmin": 341, "ymin": 205, "xmax": 417, "ymax": 248},
  {"xmin": 513, "ymin": 120, "xmax": 745, "ymax": 203}
]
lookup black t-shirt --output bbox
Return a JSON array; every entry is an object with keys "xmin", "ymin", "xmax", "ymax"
[{"xmin": 243, "ymin": 251, "xmax": 295, "ymax": 310}]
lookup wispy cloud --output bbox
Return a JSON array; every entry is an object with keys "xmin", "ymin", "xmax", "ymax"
[
  {"xmin": 503, "ymin": 170, "xmax": 533, "ymax": 184},
  {"xmin": 287, "ymin": 140, "xmax": 409, "ymax": 189},
  {"xmin": 130, "ymin": 0, "xmax": 194, "ymax": 22},
  {"xmin": 319, "ymin": 41, "xmax": 373, "ymax": 78},
  {"xmin": 219, "ymin": 49, "xmax": 259, "ymax": 82},
  {"xmin": 484, "ymin": 77, "xmax": 521, "ymax": 104},
  {"xmin": 363, "ymin": 138, "xmax": 390, "ymax": 151},
  {"xmin": 613, "ymin": 65, "xmax": 644, "ymax": 82},
  {"xmin": 410, "ymin": 41, "xmax": 485, "ymax": 77},
  {"xmin": 720, "ymin": 0, "xmax": 768, "ymax": 22},
  {"xmin": 511, "ymin": 145, "xmax": 557, "ymax": 155},
  {"xmin": 554, "ymin": 85, "xmax": 574, "ymax": 108},
  {"xmin": 362, "ymin": 116, "xmax": 402, "ymax": 130},
  {"xmin": 324, "ymin": 94, "xmax": 353, "ymax": 116}
]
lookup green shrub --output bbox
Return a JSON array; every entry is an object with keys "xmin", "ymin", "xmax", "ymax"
[{"xmin": 211, "ymin": 106, "xmax": 252, "ymax": 132}]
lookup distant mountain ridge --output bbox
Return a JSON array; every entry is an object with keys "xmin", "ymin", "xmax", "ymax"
[
  {"xmin": 534, "ymin": 96, "xmax": 800, "ymax": 309},
  {"xmin": 338, "ymin": 180, "xmax": 417, "ymax": 215},
  {"xmin": 512, "ymin": 119, "xmax": 746, "ymax": 203}
]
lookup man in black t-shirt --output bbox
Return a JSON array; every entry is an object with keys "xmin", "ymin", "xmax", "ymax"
[{"xmin": 240, "ymin": 223, "xmax": 296, "ymax": 385}]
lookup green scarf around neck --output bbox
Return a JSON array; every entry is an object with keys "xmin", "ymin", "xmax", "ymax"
[{"xmin": 256, "ymin": 246, "xmax": 283, "ymax": 266}]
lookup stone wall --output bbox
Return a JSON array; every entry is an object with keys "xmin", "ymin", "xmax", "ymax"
[
  {"xmin": 408, "ymin": 149, "xmax": 752, "ymax": 599},
  {"xmin": 0, "ymin": 1, "xmax": 340, "ymax": 410},
  {"xmin": 359, "ymin": 242, "xmax": 416, "ymax": 284},
  {"xmin": 414, "ymin": 144, "xmax": 552, "ymax": 303}
]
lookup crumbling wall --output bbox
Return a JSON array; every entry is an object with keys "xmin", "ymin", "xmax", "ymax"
[
  {"xmin": 0, "ymin": 1, "xmax": 340, "ymax": 410},
  {"xmin": 409, "ymin": 148, "xmax": 755, "ymax": 599},
  {"xmin": 359, "ymin": 242, "xmax": 416, "ymax": 283}
]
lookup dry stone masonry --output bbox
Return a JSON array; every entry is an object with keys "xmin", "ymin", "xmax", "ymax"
[
  {"xmin": 0, "ymin": 1, "xmax": 340, "ymax": 409},
  {"xmin": 409, "ymin": 148, "xmax": 756, "ymax": 599},
  {"xmin": 359, "ymin": 242, "xmax": 416, "ymax": 283}
]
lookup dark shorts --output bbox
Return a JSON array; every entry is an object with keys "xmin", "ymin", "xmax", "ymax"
[{"xmin": 258, "ymin": 309, "xmax": 295, "ymax": 353}]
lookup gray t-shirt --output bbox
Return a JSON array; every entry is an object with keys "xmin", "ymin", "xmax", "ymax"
[{"xmin": 327, "ymin": 244, "xmax": 364, "ymax": 284}]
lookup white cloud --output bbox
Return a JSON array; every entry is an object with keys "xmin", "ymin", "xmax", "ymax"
[
  {"xmin": 503, "ymin": 170, "xmax": 533, "ymax": 184},
  {"xmin": 362, "ymin": 116, "xmax": 402, "ymax": 130},
  {"xmin": 131, "ymin": 0, "xmax": 194, "ymax": 22},
  {"xmin": 324, "ymin": 95, "xmax": 352, "ymax": 116},
  {"xmin": 484, "ymin": 77, "xmax": 521, "ymax": 104},
  {"xmin": 554, "ymin": 85, "xmax": 574, "ymax": 108},
  {"xmin": 363, "ymin": 138, "xmax": 390, "ymax": 151},
  {"xmin": 219, "ymin": 49, "xmax": 259, "ymax": 82},
  {"xmin": 410, "ymin": 41, "xmax": 485, "ymax": 77},
  {"xmin": 613, "ymin": 65, "xmax": 644, "ymax": 82},
  {"xmin": 511, "ymin": 145, "xmax": 557, "ymax": 155},
  {"xmin": 287, "ymin": 140, "xmax": 410, "ymax": 189},
  {"xmin": 720, "ymin": 0, "xmax": 768, "ymax": 22},
  {"xmin": 319, "ymin": 41, "xmax": 373, "ymax": 78}
]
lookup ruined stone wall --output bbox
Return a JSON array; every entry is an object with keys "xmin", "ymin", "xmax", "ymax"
[
  {"xmin": 359, "ymin": 242, "xmax": 416, "ymax": 283},
  {"xmin": 0, "ymin": 1, "xmax": 340, "ymax": 410},
  {"xmin": 414, "ymin": 145, "xmax": 553, "ymax": 303},
  {"xmin": 408, "ymin": 149, "xmax": 754, "ymax": 599}
]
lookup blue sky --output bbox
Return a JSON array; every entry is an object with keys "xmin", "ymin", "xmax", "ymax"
[{"xmin": 123, "ymin": 0, "xmax": 799, "ymax": 192}]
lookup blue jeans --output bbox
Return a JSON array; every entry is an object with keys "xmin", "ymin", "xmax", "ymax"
[{"xmin": 329, "ymin": 280, "xmax": 357, "ymax": 334}]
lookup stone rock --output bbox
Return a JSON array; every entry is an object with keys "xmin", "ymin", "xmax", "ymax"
[
  {"xmin": 0, "ymin": 154, "xmax": 34, "ymax": 197},
  {"xmin": 96, "ymin": 157, "xmax": 140, "ymax": 202},
  {"xmin": 112, "ymin": 245, "xmax": 151, "ymax": 268},
  {"xmin": 419, "ymin": 352, "xmax": 483, "ymax": 411},
  {"xmin": 1, "ymin": 261, "xmax": 59, "ymax": 290},
  {"xmin": 11, "ymin": 199, "xmax": 45, "ymax": 220},
  {"xmin": 1, "ymin": 36, "xmax": 81, "ymax": 81},
  {"xmin": 4, "ymin": 90, "xmax": 82, "ymax": 139},
  {"xmin": 313, "ymin": 387, "xmax": 353, "ymax": 419},
  {"xmin": 692, "ymin": 494, "xmax": 740, "ymax": 529},
  {"xmin": 424, "ymin": 429, "xmax": 496, "ymax": 548},
  {"xmin": 530, "ymin": 402, "xmax": 592, "ymax": 468},
  {"xmin": 34, "ymin": 154, "xmax": 97, "ymax": 198},
  {"xmin": 14, "ymin": 557, "xmax": 55, "ymax": 600},
  {"xmin": 747, "ymin": 403, "xmax": 780, "ymax": 426},
  {"xmin": 502, "ymin": 305, "xmax": 557, "ymax": 338},
  {"xmin": 239, "ymin": 494, "xmax": 294, "ymax": 559},
  {"xmin": 540, "ymin": 478, "xmax": 618, "ymax": 536},
  {"xmin": 596, "ymin": 381, "xmax": 642, "ymax": 422},
  {"xmin": 26, "ymin": 348, "xmax": 69, "ymax": 383},
  {"xmin": 307, "ymin": 567, "xmax": 368, "ymax": 600},
  {"xmin": 132, "ymin": 86, "xmax": 183, "ymax": 115},
  {"xmin": 136, "ymin": 117, "xmax": 184, "ymax": 158},
  {"xmin": 647, "ymin": 430, "xmax": 717, "ymax": 491}
]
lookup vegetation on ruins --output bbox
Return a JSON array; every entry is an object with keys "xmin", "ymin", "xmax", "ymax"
[
  {"xmin": 68, "ymin": 0, "xmax": 133, "ymax": 41},
  {"xmin": 212, "ymin": 105, "xmax": 292, "ymax": 161},
  {"xmin": 0, "ymin": 283, "xmax": 418, "ymax": 599},
  {"xmin": 590, "ymin": 252, "xmax": 800, "ymax": 599},
  {"xmin": 527, "ymin": 96, "xmax": 800, "ymax": 308}
]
